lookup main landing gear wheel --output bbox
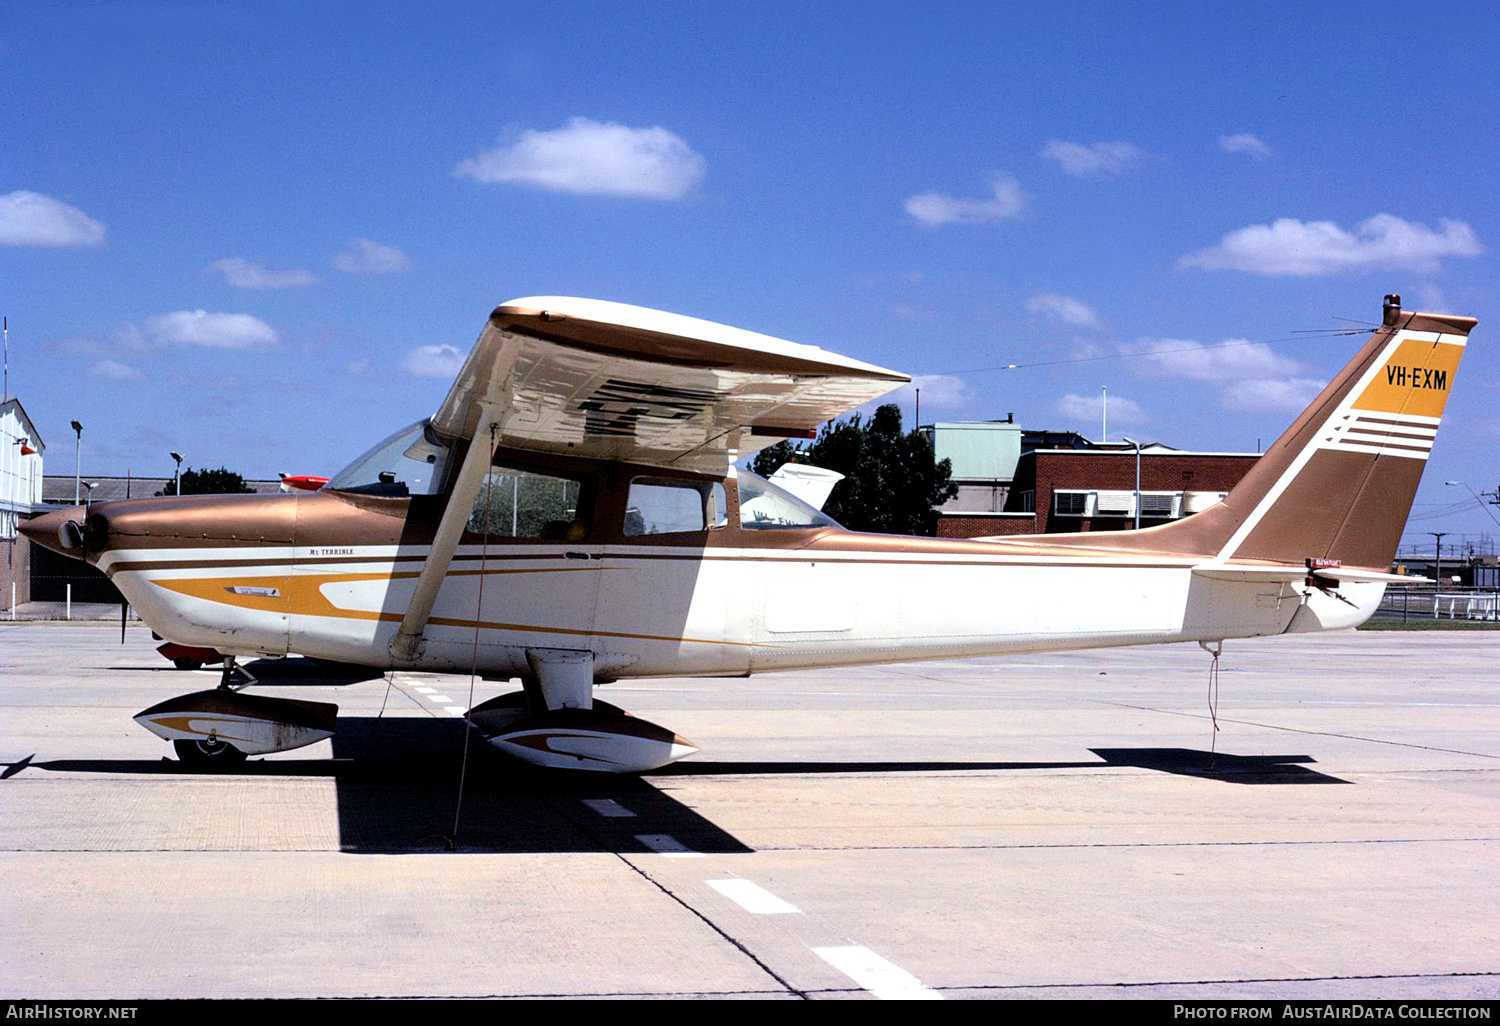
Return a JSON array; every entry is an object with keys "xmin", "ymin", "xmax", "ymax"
[{"xmin": 173, "ymin": 737, "xmax": 247, "ymax": 769}]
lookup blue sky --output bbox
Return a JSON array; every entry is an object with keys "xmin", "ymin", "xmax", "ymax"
[{"xmin": 4, "ymin": 1, "xmax": 1497, "ymax": 550}]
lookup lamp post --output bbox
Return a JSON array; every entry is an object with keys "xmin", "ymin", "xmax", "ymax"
[
  {"xmin": 1428, "ymin": 532, "xmax": 1448, "ymax": 615},
  {"xmin": 1445, "ymin": 480, "xmax": 1500, "ymax": 528},
  {"xmin": 170, "ymin": 451, "xmax": 184, "ymax": 497},
  {"xmin": 1122, "ymin": 436, "xmax": 1142, "ymax": 529},
  {"xmin": 81, "ymin": 481, "xmax": 98, "ymax": 509},
  {"xmin": 71, "ymin": 420, "xmax": 82, "ymax": 505}
]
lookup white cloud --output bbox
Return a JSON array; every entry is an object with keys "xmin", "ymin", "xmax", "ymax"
[
  {"xmin": 87, "ymin": 359, "xmax": 145, "ymax": 381},
  {"xmin": 0, "ymin": 190, "xmax": 106, "ymax": 247},
  {"xmin": 1179, "ymin": 214, "xmax": 1483, "ymax": 276},
  {"xmin": 1222, "ymin": 377, "xmax": 1327, "ymax": 412},
  {"xmin": 1219, "ymin": 133, "xmax": 1271, "ymax": 159},
  {"xmin": 205, "ymin": 257, "xmax": 319, "ymax": 288},
  {"xmin": 905, "ymin": 175, "xmax": 1024, "ymax": 227},
  {"xmin": 1055, "ymin": 391, "xmax": 1146, "ymax": 426},
  {"xmin": 333, "ymin": 239, "xmax": 411, "ymax": 274},
  {"xmin": 456, "ymin": 117, "xmax": 705, "ymax": 199},
  {"xmin": 889, "ymin": 374, "xmax": 974, "ymax": 414},
  {"xmin": 1025, "ymin": 293, "xmax": 1102, "ymax": 330},
  {"xmin": 1122, "ymin": 337, "xmax": 1304, "ymax": 382},
  {"xmin": 1418, "ymin": 283, "xmax": 1450, "ymax": 311},
  {"xmin": 1040, "ymin": 140, "xmax": 1148, "ymax": 176},
  {"xmin": 401, "ymin": 344, "xmax": 464, "ymax": 378},
  {"xmin": 145, "ymin": 310, "xmax": 278, "ymax": 349}
]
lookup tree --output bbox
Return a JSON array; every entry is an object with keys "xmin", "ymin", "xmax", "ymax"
[
  {"xmin": 750, "ymin": 404, "xmax": 957, "ymax": 535},
  {"xmin": 156, "ymin": 467, "xmax": 256, "ymax": 496}
]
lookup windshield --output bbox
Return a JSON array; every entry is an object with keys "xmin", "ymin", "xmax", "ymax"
[
  {"xmin": 737, "ymin": 470, "xmax": 841, "ymax": 530},
  {"xmin": 326, "ymin": 420, "xmax": 453, "ymax": 496}
]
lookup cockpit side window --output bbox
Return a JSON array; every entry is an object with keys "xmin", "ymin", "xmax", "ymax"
[
  {"xmin": 326, "ymin": 420, "xmax": 453, "ymax": 497},
  {"xmin": 468, "ymin": 464, "xmax": 592, "ymax": 541}
]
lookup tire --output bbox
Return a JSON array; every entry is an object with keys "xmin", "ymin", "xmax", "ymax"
[
  {"xmin": 172, "ymin": 658, "xmax": 203, "ymax": 671},
  {"xmin": 173, "ymin": 737, "xmax": 248, "ymax": 768}
]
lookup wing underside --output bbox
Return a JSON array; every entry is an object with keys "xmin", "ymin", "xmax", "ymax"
[{"xmin": 430, "ymin": 297, "xmax": 910, "ymax": 473}]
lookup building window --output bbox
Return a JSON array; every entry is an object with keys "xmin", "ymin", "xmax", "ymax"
[
  {"xmin": 1140, "ymin": 493, "xmax": 1176, "ymax": 518},
  {"xmin": 1054, "ymin": 491, "xmax": 1090, "ymax": 516}
]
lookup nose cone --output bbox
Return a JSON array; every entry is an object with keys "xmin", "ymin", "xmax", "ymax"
[{"xmin": 19, "ymin": 506, "xmax": 87, "ymax": 559}]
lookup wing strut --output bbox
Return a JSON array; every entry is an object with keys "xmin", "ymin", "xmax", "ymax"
[{"xmin": 389, "ymin": 402, "xmax": 504, "ymax": 663}]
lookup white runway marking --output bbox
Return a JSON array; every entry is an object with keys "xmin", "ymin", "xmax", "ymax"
[
  {"xmin": 581, "ymin": 799, "xmax": 636, "ymax": 818},
  {"xmin": 427, "ymin": 695, "xmax": 453, "ymax": 703},
  {"xmin": 413, "ymin": 686, "xmax": 436, "ymax": 694},
  {"xmin": 634, "ymin": 834, "xmax": 705, "ymax": 858},
  {"xmin": 443, "ymin": 706, "xmax": 467, "ymax": 716},
  {"xmin": 706, "ymin": 879, "xmax": 800, "ymax": 915},
  {"xmin": 812, "ymin": 945, "xmax": 942, "ymax": 1000}
]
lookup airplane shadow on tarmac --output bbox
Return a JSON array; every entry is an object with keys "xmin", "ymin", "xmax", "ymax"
[{"xmin": 12, "ymin": 697, "xmax": 1348, "ymax": 856}]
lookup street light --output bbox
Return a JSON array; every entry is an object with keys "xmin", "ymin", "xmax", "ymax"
[
  {"xmin": 1428, "ymin": 532, "xmax": 1448, "ymax": 596},
  {"xmin": 1445, "ymin": 481, "xmax": 1500, "ymax": 528},
  {"xmin": 1122, "ymin": 436, "xmax": 1142, "ymax": 529},
  {"xmin": 71, "ymin": 420, "xmax": 82, "ymax": 505},
  {"xmin": 81, "ymin": 481, "xmax": 99, "ymax": 509},
  {"xmin": 170, "ymin": 451, "xmax": 184, "ymax": 497}
]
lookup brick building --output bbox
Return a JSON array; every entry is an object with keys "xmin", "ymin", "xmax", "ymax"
[{"xmin": 926, "ymin": 422, "xmax": 1260, "ymax": 539}]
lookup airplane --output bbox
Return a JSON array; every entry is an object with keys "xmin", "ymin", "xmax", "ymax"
[{"xmin": 21, "ymin": 293, "xmax": 1474, "ymax": 773}]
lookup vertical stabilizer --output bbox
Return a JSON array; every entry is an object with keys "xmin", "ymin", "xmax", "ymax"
[{"xmin": 1209, "ymin": 295, "xmax": 1474, "ymax": 568}]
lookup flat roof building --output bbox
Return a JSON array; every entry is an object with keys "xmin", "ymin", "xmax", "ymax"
[{"xmin": 922, "ymin": 420, "xmax": 1260, "ymax": 539}]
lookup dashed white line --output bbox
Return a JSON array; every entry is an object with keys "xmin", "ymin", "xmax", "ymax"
[
  {"xmin": 426, "ymin": 695, "xmax": 454, "ymax": 703},
  {"xmin": 443, "ymin": 706, "xmax": 467, "ymax": 717},
  {"xmin": 634, "ymin": 833, "xmax": 705, "ymax": 858},
  {"xmin": 706, "ymin": 879, "xmax": 801, "ymax": 915},
  {"xmin": 582, "ymin": 798, "xmax": 636, "ymax": 818},
  {"xmin": 812, "ymin": 945, "xmax": 942, "ymax": 1000},
  {"xmin": 413, "ymin": 686, "xmax": 437, "ymax": 694}
]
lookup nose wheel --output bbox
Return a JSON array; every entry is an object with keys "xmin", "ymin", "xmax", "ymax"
[{"xmin": 172, "ymin": 736, "xmax": 248, "ymax": 768}]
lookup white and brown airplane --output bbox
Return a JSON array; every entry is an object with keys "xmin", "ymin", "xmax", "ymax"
[{"xmin": 22, "ymin": 294, "xmax": 1474, "ymax": 772}]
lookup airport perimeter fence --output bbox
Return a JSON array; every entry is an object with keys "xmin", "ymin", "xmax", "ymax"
[{"xmin": 1374, "ymin": 585, "xmax": 1500, "ymax": 623}]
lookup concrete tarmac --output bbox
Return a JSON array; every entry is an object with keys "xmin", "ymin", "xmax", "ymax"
[{"xmin": 1, "ymin": 622, "xmax": 1496, "ymax": 1000}]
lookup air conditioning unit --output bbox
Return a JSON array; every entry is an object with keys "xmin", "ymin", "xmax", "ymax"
[{"xmin": 1095, "ymin": 490, "xmax": 1135, "ymax": 516}]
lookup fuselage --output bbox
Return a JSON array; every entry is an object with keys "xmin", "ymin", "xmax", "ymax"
[{"xmin": 54, "ymin": 455, "xmax": 1380, "ymax": 682}]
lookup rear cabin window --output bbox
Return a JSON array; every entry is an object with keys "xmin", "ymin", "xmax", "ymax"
[
  {"xmin": 624, "ymin": 479, "xmax": 728, "ymax": 536},
  {"xmin": 737, "ymin": 471, "xmax": 838, "ymax": 530},
  {"xmin": 468, "ymin": 465, "xmax": 590, "ymax": 540}
]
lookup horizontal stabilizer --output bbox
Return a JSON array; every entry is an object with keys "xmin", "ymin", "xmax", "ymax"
[{"xmin": 1192, "ymin": 564, "xmax": 1431, "ymax": 585}]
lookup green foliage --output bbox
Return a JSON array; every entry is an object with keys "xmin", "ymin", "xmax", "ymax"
[
  {"xmin": 155, "ymin": 467, "xmax": 256, "ymax": 496},
  {"xmin": 749, "ymin": 404, "xmax": 957, "ymax": 535}
]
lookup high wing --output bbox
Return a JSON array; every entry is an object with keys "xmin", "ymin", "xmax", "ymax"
[
  {"xmin": 429, "ymin": 297, "xmax": 910, "ymax": 473},
  {"xmin": 391, "ymin": 297, "xmax": 908, "ymax": 662}
]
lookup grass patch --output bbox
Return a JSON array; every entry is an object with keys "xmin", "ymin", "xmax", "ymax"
[{"xmin": 1359, "ymin": 617, "xmax": 1500, "ymax": 630}]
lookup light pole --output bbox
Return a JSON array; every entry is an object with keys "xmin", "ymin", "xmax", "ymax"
[
  {"xmin": 81, "ymin": 481, "xmax": 98, "ymax": 509},
  {"xmin": 170, "ymin": 451, "xmax": 184, "ymax": 496},
  {"xmin": 1445, "ymin": 481, "xmax": 1500, "ymax": 528},
  {"xmin": 1429, "ymin": 531, "xmax": 1448, "ymax": 594},
  {"xmin": 71, "ymin": 420, "xmax": 82, "ymax": 505},
  {"xmin": 1122, "ymin": 436, "xmax": 1142, "ymax": 529}
]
